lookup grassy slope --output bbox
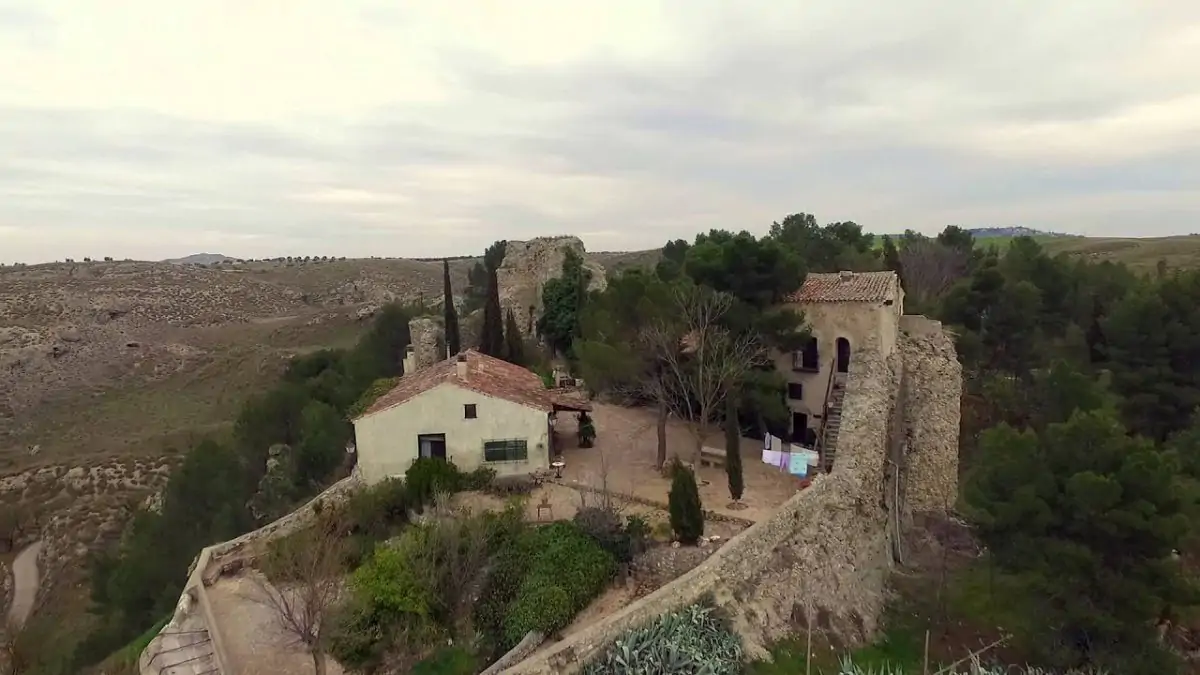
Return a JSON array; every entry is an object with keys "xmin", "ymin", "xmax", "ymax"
[{"xmin": 967, "ymin": 234, "xmax": 1200, "ymax": 275}]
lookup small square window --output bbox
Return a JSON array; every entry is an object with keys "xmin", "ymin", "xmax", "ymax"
[
  {"xmin": 787, "ymin": 383, "xmax": 804, "ymax": 400},
  {"xmin": 464, "ymin": 404, "xmax": 477, "ymax": 419}
]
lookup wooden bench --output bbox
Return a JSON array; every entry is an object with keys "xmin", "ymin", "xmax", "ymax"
[{"xmin": 699, "ymin": 446, "xmax": 727, "ymax": 468}]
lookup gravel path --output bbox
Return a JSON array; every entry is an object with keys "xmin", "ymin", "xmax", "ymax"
[{"xmin": 7, "ymin": 540, "xmax": 43, "ymax": 628}]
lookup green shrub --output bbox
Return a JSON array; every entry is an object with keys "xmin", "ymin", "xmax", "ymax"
[
  {"xmin": 668, "ymin": 461, "xmax": 704, "ymax": 544},
  {"xmin": 336, "ymin": 478, "xmax": 411, "ymax": 567},
  {"xmin": 574, "ymin": 506, "xmax": 631, "ymax": 561},
  {"xmin": 326, "ymin": 600, "xmax": 389, "ymax": 670},
  {"xmin": 581, "ymin": 604, "xmax": 743, "ymax": 675},
  {"xmin": 506, "ymin": 584, "xmax": 573, "ymax": 639},
  {"xmin": 347, "ymin": 376, "xmax": 402, "ymax": 419},
  {"xmin": 503, "ymin": 522, "xmax": 616, "ymax": 644},
  {"xmin": 411, "ymin": 645, "xmax": 479, "ymax": 675},
  {"xmin": 624, "ymin": 514, "xmax": 651, "ymax": 556},
  {"xmin": 405, "ymin": 458, "xmax": 462, "ymax": 507},
  {"xmin": 474, "ymin": 534, "xmax": 530, "ymax": 652},
  {"xmin": 350, "ymin": 543, "xmax": 433, "ymax": 622},
  {"xmin": 462, "ymin": 466, "xmax": 497, "ymax": 491}
]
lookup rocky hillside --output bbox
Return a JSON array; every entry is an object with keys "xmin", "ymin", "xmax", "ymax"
[{"xmin": 0, "ymin": 249, "xmax": 660, "ymax": 467}]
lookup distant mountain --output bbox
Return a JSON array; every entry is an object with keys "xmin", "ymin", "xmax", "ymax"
[
  {"xmin": 164, "ymin": 253, "xmax": 235, "ymax": 265},
  {"xmin": 966, "ymin": 227, "xmax": 1075, "ymax": 239}
]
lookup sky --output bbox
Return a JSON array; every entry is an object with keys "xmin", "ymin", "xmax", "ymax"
[{"xmin": 2, "ymin": 1, "xmax": 1199, "ymax": 263}]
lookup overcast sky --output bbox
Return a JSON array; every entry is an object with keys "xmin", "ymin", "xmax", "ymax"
[{"xmin": 2, "ymin": 1, "xmax": 1199, "ymax": 263}]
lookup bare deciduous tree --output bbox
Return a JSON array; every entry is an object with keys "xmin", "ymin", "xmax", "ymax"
[
  {"xmin": 645, "ymin": 285, "xmax": 764, "ymax": 468},
  {"xmin": 897, "ymin": 236, "xmax": 970, "ymax": 310},
  {"xmin": 250, "ymin": 516, "xmax": 346, "ymax": 675}
]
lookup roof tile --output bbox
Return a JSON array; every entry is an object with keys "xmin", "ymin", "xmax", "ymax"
[
  {"xmin": 357, "ymin": 349, "xmax": 591, "ymax": 419},
  {"xmin": 785, "ymin": 271, "xmax": 898, "ymax": 304}
]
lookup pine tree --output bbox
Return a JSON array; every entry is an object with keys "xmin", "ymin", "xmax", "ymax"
[
  {"xmin": 503, "ymin": 308, "xmax": 526, "ymax": 366},
  {"xmin": 881, "ymin": 234, "xmax": 903, "ymax": 286},
  {"xmin": 667, "ymin": 461, "xmax": 704, "ymax": 544},
  {"xmin": 442, "ymin": 259, "xmax": 461, "ymax": 357},
  {"xmin": 724, "ymin": 395, "xmax": 743, "ymax": 501},
  {"xmin": 479, "ymin": 265, "xmax": 505, "ymax": 357}
]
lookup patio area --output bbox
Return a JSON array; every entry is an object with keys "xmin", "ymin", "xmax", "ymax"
[{"xmin": 549, "ymin": 403, "xmax": 807, "ymax": 523}]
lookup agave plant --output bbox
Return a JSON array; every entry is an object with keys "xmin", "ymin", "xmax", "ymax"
[
  {"xmin": 581, "ymin": 604, "xmax": 743, "ymax": 674},
  {"xmin": 835, "ymin": 653, "xmax": 1109, "ymax": 675}
]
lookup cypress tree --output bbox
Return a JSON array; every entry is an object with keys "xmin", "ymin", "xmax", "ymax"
[
  {"xmin": 668, "ymin": 461, "xmax": 704, "ymax": 545},
  {"xmin": 479, "ymin": 266, "xmax": 504, "ymax": 357},
  {"xmin": 442, "ymin": 259, "xmax": 461, "ymax": 357},
  {"xmin": 882, "ymin": 235, "xmax": 904, "ymax": 287},
  {"xmin": 503, "ymin": 308, "xmax": 526, "ymax": 366},
  {"xmin": 725, "ymin": 395, "xmax": 744, "ymax": 502}
]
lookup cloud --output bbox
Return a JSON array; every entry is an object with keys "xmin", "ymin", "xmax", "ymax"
[{"xmin": 1, "ymin": 0, "xmax": 1199, "ymax": 263}]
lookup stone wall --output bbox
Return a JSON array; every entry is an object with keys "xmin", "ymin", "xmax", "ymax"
[
  {"xmin": 508, "ymin": 343, "xmax": 900, "ymax": 674},
  {"xmin": 898, "ymin": 315, "xmax": 961, "ymax": 514},
  {"xmin": 408, "ymin": 315, "xmax": 445, "ymax": 371},
  {"xmin": 497, "ymin": 236, "xmax": 607, "ymax": 337}
]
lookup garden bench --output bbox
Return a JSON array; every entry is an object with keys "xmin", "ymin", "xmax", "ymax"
[{"xmin": 699, "ymin": 446, "xmax": 727, "ymax": 468}]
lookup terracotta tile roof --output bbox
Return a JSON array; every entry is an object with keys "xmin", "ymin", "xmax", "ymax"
[
  {"xmin": 785, "ymin": 271, "xmax": 898, "ymax": 304},
  {"xmin": 356, "ymin": 349, "xmax": 591, "ymax": 420}
]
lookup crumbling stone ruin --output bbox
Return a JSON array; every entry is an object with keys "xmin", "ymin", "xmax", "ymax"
[
  {"xmin": 404, "ymin": 315, "xmax": 445, "ymax": 373},
  {"xmin": 497, "ymin": 236, "xmax": 608, "ymax": 336}
]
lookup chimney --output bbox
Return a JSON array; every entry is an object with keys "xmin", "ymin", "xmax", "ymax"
[
  {"xmin": 456, "ymin": 353, "xmax": 468, "ymax": 381},
  {"xmin": 839, "ymin": 270, "xmax": 854, "ymax": 281},
  {"xmin": 402, "ymin": 345, "xmax": 416, "ymax": 375}
]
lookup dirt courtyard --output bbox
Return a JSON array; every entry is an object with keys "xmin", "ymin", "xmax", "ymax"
[
  {"xmin": 552, "ymin": 403, "xmax": 806, "ymax": 523},
  {"xmin": 206, "ymin": 572, "xmax": 346, "ymax": 675}
]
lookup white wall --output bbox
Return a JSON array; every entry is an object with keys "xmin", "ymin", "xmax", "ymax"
[
  {"xmin": 774, "ymin": 300, "xmax": 898, "ymax": 439},
  {"xmin": 353, "ymin": 382, "xmax": 551, "ymax": 483}
]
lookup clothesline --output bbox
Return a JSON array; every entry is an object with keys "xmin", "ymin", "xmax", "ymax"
[{"xmin": 761, "ymin": 433, "xmax": 820, "ymax": 478}]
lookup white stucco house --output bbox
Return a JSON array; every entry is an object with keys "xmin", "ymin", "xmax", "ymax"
[
  {"xmin": 352, "ymin": 348, "xmax": 591, "ymax": 484},
  {"xmin": 775, "ymin": 270, "xmax": 903, "ymax": 462}
]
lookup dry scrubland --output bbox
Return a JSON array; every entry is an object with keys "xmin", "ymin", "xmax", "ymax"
[
  {"xmin": 0, "ymin": 250, "xmax": 657, "ymax": 644},
  {"xmin": 984, "ymin": 234, "xmax": 1200, "ymax": 274}
]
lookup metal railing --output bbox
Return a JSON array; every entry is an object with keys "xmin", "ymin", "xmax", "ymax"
[{"xmin": 815, "ymin": 356, "xmax": 838, "ymax": 470}]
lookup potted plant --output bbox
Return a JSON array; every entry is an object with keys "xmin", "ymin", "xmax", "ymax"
[{"xmin": 578, "ymin": 412, "xmax": 596, "ymax": 448}]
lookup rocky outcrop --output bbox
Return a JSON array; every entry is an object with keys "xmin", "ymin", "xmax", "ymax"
[{"xmin": 497, "ymin": 237, "xmax": 608, "ymax": 337}]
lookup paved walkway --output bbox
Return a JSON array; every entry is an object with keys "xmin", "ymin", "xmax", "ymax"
[
  {"xmin": 6, "ymin": 540, "xmax": 42, "ymax": 628},
  {"xmin": 205, "ymin": 572, "xmax": 344, "ymax": 675}
]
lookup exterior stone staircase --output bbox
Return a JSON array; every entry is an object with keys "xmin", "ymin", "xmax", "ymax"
[
  {"xmin": 820, "ymin": 373, "xmax": 849, "ymax": 472},
  {"xmin": 139, "ymin": 627, "xmax": 218, "ymax": 674}
]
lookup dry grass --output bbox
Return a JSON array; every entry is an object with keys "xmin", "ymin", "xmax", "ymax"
[
  {"xmin": 1036, "ymin": 234, "xmax": 1200, "ymax": 274},
  {"xmin": 2, "ymin": 310, "xmax": 366, "ymax": 469}
]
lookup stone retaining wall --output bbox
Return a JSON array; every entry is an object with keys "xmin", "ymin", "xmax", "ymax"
[
  {"xmin": 899, "ymin": 315, "xmax": 961, "ymax": 513},
  {"xmin": 139, "ymin": 473, "xmax": 364, "ymax": 674},
  {"xmin": 508, "ymin": 344, "xmax": 901, "ymax": 674}
]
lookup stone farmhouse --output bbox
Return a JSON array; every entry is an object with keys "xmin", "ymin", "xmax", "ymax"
[
  {"xmin": 776, "ymin": 270, "xmax": 903, "ymax": 472},
  {"xmin": 351, "ymin": 348, "xmax": 591, "ymax": 482}
]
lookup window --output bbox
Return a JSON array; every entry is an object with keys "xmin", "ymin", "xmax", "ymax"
[
  {"xmin": 793, "ymin": 337, "xmax": 819, "ymax": 371},
  {"xmin": 787, "ymin": 382, "xmax": 804, "ymax": 400},
  {"xmin": 483, "ymin": 439, "xmax": 528, "ymax": 463},
  {"xmin": 418, "ymin": 433, "xmax": 447, "ymax": 460},
  {"xmin": 464, "ymin": 403, "xmax": 477, "ymax": 419}
]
